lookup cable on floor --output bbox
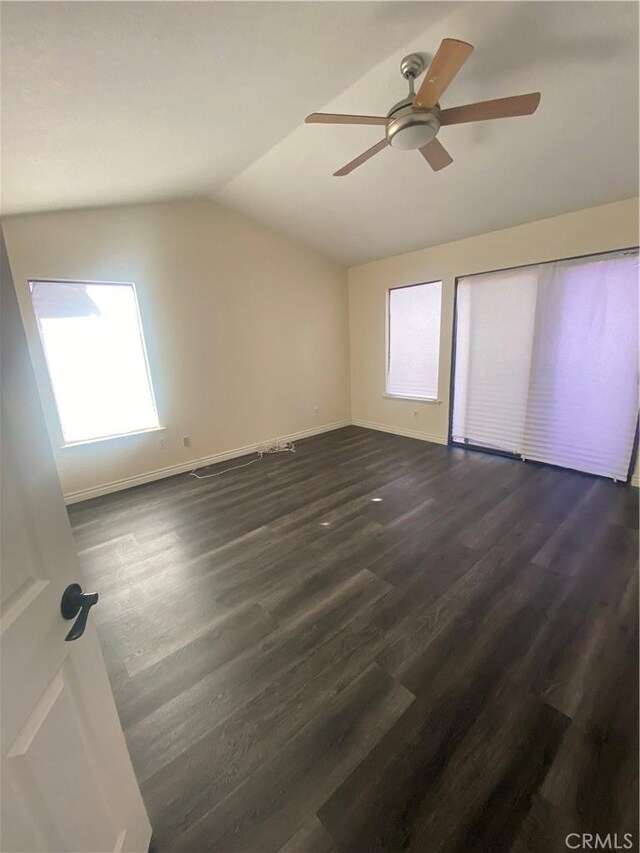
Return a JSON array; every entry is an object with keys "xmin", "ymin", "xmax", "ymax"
[{"xmin": 189, "ymin": 441, "xmax": 295, "ymax": 479}]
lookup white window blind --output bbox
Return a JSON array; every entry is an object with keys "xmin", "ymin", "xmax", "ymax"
[
  {"xmin": 31, "ymin": 281, "xmax": 159, "ymax": 444},
  {"xmin": 452, "ymin": 267, "xmax": 538, "ymax": 454},
  {"xmin": 387, "ymin": 281, "xmax": 442, "ymax": 400},
  {"xmin": 520, "ymin": 254, "xmax": 639, "ymax": 479},
  {"xmin": 452, "ymin": 250, "xmax": 639, "ymax": 480}
]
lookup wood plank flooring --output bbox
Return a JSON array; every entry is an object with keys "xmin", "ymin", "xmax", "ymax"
[{"xmin": 68, "ymin": 427, "xmax": 639, "ymax": 852}]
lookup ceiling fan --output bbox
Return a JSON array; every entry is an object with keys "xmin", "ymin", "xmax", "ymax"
[{"xmin": 305, "ymin": 38, "xmax": 541, "ymax": 176}]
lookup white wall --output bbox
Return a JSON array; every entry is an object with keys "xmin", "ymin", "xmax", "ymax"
[
  {"xmin": 349, "ymin": 198, "xmax": 639, "ymax": 477},
  {"xmin": 2, "ymin": 200, "xmax": 350, "ymax": 500}
]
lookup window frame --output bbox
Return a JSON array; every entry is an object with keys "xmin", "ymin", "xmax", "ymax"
[
  {"xmin": 29, "ymin": 278, "xmax": 162, "ymax": 448},
  {"xmin": 385, "ymin": 279, "xmax": 443, "ymax": 403}
]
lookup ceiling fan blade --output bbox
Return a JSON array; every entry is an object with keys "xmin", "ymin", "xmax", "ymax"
[
  {"xmin": 334, "ymin": 139, "xmax": 389, "ymax": 177},
  {"xmin": 419, "ymin": 137, "xmax": 453, "ymax": 171},
  {"xmin": 306, "ymin": 113, "xmax": 389, "ymax": 126},
  {"xmin": 440, "ymin": 92, "xmax": 541, "ymax": 125},
  {"xmin": 413, "ymin": 38, "xmax": 474, "ymax": 109}
]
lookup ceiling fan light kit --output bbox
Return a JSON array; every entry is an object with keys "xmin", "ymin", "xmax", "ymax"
[
  {"xmin": 386, "ymin": 100, "xmax": 440, "ymax": 150},
  {"xmin": 387, "ymin": 53, "xmax": 439, "ymax": 151},
  {"xmin": 305, "ymin": 38, "xmax": 541, "ymax": 177},
  {"xmin": 387, "ymin": 111, "xmax": 439, "ymax": 150}
]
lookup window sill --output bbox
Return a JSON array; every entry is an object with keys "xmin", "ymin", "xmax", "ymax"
[
  {"xmin": 384, "ymin": 394, "xmax": 442, "ymax": 404},
  {"xmin": 61, "ymin": 425, "xmax": 164, "ymax": 449}
]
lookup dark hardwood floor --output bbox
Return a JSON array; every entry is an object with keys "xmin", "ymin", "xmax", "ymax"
[{"xmin": 68, "ymin": 427, "xmax": 639, "ymax": 852}]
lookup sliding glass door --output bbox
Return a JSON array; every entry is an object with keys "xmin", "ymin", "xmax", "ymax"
[{"xmin": 451, "ymin": 249, "xmax": 639, "ymax": 480}]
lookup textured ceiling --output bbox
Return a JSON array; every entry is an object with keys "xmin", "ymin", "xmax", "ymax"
[
  {"xmin": 2, "ymin": 1, "xmax": 638, "ymax": 265},
  {"xmin": 0, "ymin": 1, "xmax": 449, "ymax": 213}
]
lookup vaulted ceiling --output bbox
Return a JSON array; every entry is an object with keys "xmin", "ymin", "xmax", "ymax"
[{"xmin": 2, "ymin": 1, "xmax": 638, "ymax": 265}]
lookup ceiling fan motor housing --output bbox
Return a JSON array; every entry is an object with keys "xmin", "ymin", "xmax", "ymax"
[{"xmin": 386, "ymin": 97, "xmax": 441, "ymax": 150}]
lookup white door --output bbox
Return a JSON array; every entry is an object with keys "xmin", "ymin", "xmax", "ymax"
[{"xmin": 0, "ymin": 232, "xmax": 152, "ymax": 853}]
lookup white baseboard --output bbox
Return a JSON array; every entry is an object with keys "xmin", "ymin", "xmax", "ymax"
[
  {"xmin": 64, "ymin": 419, "xmax": 352, "ymax": 505},
  {"xmin": 351, "ymin": 419, "xmax": 448, "ymax": 446}
]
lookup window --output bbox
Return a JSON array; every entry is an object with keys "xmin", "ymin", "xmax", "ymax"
[
  {"xmin": 30, "ymin": 280, "xmax": 159, "ymax": 445},
  {"xmin": 386, "ymin": 281, "xmax": 442, "ymax": 401}
]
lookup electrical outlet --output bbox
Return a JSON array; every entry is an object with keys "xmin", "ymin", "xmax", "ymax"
[
  {"xmin": 314, "ymin": 407, "xmax": 319, "ymax": 417},
  {"xmin": 182, "ymin": 436, "xmax": 191, "ymax": 448},
  {"xmin": 413, "ymin": 409, "xmax": 419, "ymax": 419},
  {"xmin": 159, "ymin": 437, "xmax": 167, "ymax": 450}
]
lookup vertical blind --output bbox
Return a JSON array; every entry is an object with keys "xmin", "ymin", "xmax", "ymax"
[
  {"xmin": 387, "ymin": 281, "xmax": 442, "ymax": 400},
  {"xmin": 452, "ymin": 250, "xmax": 639, "ymax": 480}
]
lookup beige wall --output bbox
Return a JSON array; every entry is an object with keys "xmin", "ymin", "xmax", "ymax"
[
  {"xmin": 349, "ymin": 198, "xmax": 639, "ymax": 480},
  {"xmin": 2, "ymin": 200, "xmax": 350, "ymax": 499},
  {"xmin": 3, "ymin": 195, "xmax": 637, "ymax": 501}
]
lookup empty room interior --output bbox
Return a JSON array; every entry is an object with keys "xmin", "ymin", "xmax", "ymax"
[{"xmin": 1, "ymin": 2, "xmax": 639, "ymax": 852}]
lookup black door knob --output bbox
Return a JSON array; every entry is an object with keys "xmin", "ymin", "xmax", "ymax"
[{"xmin": 60, "ymin": 583, "xmax": 99, "ymax": 642}]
